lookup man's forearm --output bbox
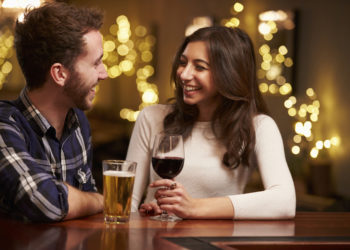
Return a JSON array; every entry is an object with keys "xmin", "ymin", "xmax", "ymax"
[{"xmin": 64, "ymin": 183, "xmax": 103, "ymax": 220}]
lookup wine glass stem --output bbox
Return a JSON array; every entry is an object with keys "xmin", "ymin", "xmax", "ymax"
[{"xmin": 160, "ymin": 209, "xmax": 168, "ymax": 220}]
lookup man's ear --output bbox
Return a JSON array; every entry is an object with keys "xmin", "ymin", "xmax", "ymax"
[{"xmin": 50, "ymin": 63, "xmax": 69, "ymax": 87}]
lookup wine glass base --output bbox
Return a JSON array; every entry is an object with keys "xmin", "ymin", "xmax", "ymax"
[{"xmin": 150, "ymin": 214, "xmax": 182, "ymax": 222}]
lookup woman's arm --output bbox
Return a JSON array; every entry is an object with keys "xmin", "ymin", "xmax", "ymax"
[
  {"xmin": 150, "ymin": 179, "xmax": 234, "ymax": 219},
  {"xmin": 150, "ymin": 115, "xmax": 295, "ymax": 220},
  {"xmin": 229, "ymin": 115, "xmax": 296, "ymax": 219}
]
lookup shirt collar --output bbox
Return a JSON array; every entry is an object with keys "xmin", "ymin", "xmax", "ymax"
[{"xmin": 18, "ymin": 88, "xmax": 80, "ymax": 138}]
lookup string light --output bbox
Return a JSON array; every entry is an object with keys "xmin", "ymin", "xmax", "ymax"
[{"xmin": 102, "ymin": 15, "xmax": 157, "ymax": 122}]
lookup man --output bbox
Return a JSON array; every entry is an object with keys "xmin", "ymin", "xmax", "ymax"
[{"xmin": 0, "ymin": 2, "xmax": 108, "ymax": 222}]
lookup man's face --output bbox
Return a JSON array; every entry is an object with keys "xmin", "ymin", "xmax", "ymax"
[{"xmin": 64, "ymin": 30, "xmax": 107, "ymax": 110}]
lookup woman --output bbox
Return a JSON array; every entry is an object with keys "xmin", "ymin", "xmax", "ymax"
[{"xmin": 126, "ymin": 26, "xmax": 296, "ymax": 219}]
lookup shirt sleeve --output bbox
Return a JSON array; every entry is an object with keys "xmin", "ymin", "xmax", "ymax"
[
  {"xmin": 0, "ymin": 118, "xmax": 69, "ymax": 222},
  {"xmin": 229, "ymin": 115, "xmax": 296, "ymax": 219},
  {"xmin": 126, "ymin": 108, "xmax": 153, "ymax": 212}
]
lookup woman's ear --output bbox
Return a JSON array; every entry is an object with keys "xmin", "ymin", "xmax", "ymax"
[{"xmin": 50, "ymin": 63, "xmax": 69, "ymax": 87}]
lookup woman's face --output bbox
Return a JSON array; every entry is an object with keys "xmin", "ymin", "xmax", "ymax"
[{"xmin": 177, "ymin": 41, "xmax": 219, "ymax": 109}]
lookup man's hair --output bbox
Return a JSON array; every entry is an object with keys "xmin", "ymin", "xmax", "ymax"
[{"xmin": 14, "ymin": 2, "xmax": 104, "ymax": 89}]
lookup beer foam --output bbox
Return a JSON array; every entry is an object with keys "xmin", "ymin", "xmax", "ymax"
[{"xmin": 103, "ymin": 170, "xmax": 135, "ymax": 177}]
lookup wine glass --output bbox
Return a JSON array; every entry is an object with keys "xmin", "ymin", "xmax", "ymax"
[{"xmin": 151, "ymin": 133, "xmax": 184, "ymax": 221}]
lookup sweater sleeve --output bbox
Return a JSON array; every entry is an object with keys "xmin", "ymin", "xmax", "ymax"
[
  {"xmin": 126, "ymin": 109, "xmax": 151, "ymax": 212},
  {"xmin": 229, "ymin": 115, "xmax": 296, "ymax": 219},
  {"xmin": 126, "ymin": 105, "xmax": 168, "ymax": 212}
]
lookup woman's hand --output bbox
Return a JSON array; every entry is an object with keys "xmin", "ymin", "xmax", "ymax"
[
  {"xmin": 150, "ymin": 179, "xmax": 197, "ymax": 219},
  {"xmin": 139, "ymin": 202, "xmax": 162, "ymax": 216}
]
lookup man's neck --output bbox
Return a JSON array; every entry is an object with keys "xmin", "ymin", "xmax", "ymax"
[{"xmin": 27, "ymin": 85, "xmax": 70, "ymax": 140}]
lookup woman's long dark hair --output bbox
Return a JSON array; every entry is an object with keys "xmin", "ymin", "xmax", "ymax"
[{"xmin": 164, "ymin": 26, "xmax": 268, "ymax": 169}]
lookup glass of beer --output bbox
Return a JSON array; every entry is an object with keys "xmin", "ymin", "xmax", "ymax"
[{"xmin": 102, "ymin": 160, "xmax": 137, "ymax": 224}]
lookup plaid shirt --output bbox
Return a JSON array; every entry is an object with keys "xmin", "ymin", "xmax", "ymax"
[{"xmin": 0, "ymin": 89, "xmax": 97, "ymax": 222}]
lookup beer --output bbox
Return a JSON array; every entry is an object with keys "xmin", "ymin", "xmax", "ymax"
[{"xmin": 103, "ymin": 170, "xmax": 135, "ymax": 223}]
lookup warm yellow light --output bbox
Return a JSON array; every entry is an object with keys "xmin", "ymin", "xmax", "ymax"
[
  {"xmin": 279, "ymin": 83, "xmax": 292, "ymax": 95},
  {"xmin": 284, "ymin": 57, "xmax": 293, "ymax": 67},
  {"xmin": 141, "ymin": 51, "xmax": 153, "ymax": 62},
  {"xmin": 289, "ymin": 96, "xmax": 297, "ymax": 104},
  {"xmin": 275, "ymin": 54, "xmax": 285, "ymax": 63},
  {"xmin": 295, "ymin": 122, "xmax": 303, "ymax": 134},
  {"xmin": 1, "ymin": 61, "xmax": 12, "ymax": 74},
  {"xmin": 264, "ymin": 33, "xmax": 273, "ymax": 41},
  {"xmin": 291, "ymin": 145, "xmax": 300, "ymax": 155},
  {"xmin": 266, "ymin": 65, "xmax": 281, "ymax": 80},
  {"xmin": 259, "ymin": 44, "xmax": 270, "ymax": 55},
  {"xmin": 120, "ymin": 60, "xmax": 133, "ymax": 72},
  {"xmin": 261, "ymin": 61, "xmax": 270, "ymax": 70},
  {"xmin": 117, "ymin": 30, "xmax": 130, "ymax": 43},
  {"xmin": 310, "ymin": 113, "xmax": 318, "ymax": 122},
  {"xmin": 268, "ymin": 83, "xmax": 278, "ymax": 94},
  {"xmin": 233, "ymin": 2, "xmax": 244, "ymax": 12},
  {"xmin": 288, "ymin": 108, "xmax": 296, "ymax": 116},
  {"xmin": 259, "ymin": 83, "xmax": 269, "ymax": 93},
  {"xmin": 117, "ymin": 44, "xmax": 129, "ymax": 56},
  {"xmin": 104, "ymin": 41, "xmax": 115, "ymax": 52},
  {"xmin": 313, "ymin": 100, "xmax": 320, "ymax": 108},
  {"xmin": 230, "ymin": 17, "xmax": 240, "ymax": 27},
  {"xmin": 2, "ymin": 0, "xmax": 42, "ymax": 8},
  {"xmin": 142, "ymin": 89, "xmax": 158, "ymax": 103},
  {"xmin": 116, "ymin": 15, "xmax": 129, "ymax": 25},
  {"xmin": 258, "ymin": 22, "xmax": 271, "ymax": 35},
  {"xmin": 331, "ymin": 137, "xmax": 340, "ymax": 146},
  {"xmin": 304, "ymin": 121, "xmax": 312, "ymax": 130},
  {"xmin": 263, "ymin": 53, "xmax": 272, "ymax": 62},
  {"xmin": 135, "ymin": 26, "xmax": 147, "ymax": 37},
  {"xmin": 324, "ymin": 140, "xmax": 331, "ymax": 148},
  {"xmin": 306, "ymin": 88, "xmax": 315, "ymax": 97},
  {"xmin": 278, "ymin": 45, "xmax": 288, "ymax": 55},
  {"xmin": 276, "ymin": 75, "xmax": 286, "ymax": 85},
  {"xmin": 108, "ymin": 65, "xmax": 122, "ymax": 78},
  {"xmin": 143, "ymin": 65, "xmax": 154, "ymax": 77},
  {"xmin": 145, "ymin": 35, "xmax": 156, "ymax": 46},
  {"xmin": 137, "ymin": 80, "xmax": 148, "ymax": 92},
  {"xmin": 293, "ymin": 135, "xmax": 302, "ymax": 143},
  {"xmin": 284, "ymin": 99, "xmax": 293, "ymax": 108},
  {"xmin": 316, "ymin": 140, "xmax": 323, "ymax": 150},
  {"xmin": 109, "ymin": 24, "xmax": 118, "ymax": 36},
  {"xmin": 310, "ymin": 148, "xmax": 319, "ymax": 158},
  {"xmin": 298, "ymin": 109, "xmax": 307, "ymax": 118},
  {"xmin": 259, "ymin": 10, "xmax": 288, "ymax": 22}
]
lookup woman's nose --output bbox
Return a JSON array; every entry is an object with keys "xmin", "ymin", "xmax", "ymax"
[{"xmin": 180, "ymin": 65, "xmax": 193, "ymax": 81}]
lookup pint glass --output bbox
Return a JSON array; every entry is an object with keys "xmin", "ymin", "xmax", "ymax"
[{"xmin": 102, "ymin": 160, "xmax": 137, "ymax": 224}]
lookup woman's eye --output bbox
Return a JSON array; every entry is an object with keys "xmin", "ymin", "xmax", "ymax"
[
  {"xmin": 179, "ymin": 60, "xmax": 186, "ymax": 66},
  {"xmin": 196, "ymin": 65, "xmax": 206, "ymax": 71}
]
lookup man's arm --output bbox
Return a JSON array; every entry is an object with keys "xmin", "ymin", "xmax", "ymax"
[{"xmin": 64, "ymin": 183, "xmax": 103, "ymax": 220}]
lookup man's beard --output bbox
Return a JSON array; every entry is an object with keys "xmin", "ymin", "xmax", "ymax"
[{"xmin": 64, "ymin": 70, "xmax": 93, "ymax": 111}]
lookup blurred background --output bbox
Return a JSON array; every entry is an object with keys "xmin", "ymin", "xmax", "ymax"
[{"xmin": 1, "ymin": 0, "xmax": 349, "ymax": 211}]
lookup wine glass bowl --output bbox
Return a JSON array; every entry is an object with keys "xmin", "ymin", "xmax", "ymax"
[{"xmin": 151, "ymin": 134, "xmax": 184, "ymax": 221}]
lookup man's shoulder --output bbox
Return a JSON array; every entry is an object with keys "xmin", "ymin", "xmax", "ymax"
[{"xmin": 0, "ymin": 100, "xmax": 22, "ymax": 121}]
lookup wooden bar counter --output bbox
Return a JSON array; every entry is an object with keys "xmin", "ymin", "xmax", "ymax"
[{"xmin": 0, "ymin": 212, "xmax": 349, "ymax": 249}]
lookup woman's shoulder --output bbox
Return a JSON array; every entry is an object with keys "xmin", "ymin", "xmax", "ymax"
[
  {"xmin": 140, "ymin": 104, "xmax": 173, "ymax": 117},
  {"xmin": 253, "ymin": 114, "xmax": 278, "ymax": 130},
  {"xmin": 137, "ymin": 104, "xmax": 173, "ymax": 124}
]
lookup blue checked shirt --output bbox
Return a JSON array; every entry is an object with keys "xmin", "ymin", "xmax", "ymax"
[{"xmin": 0, "ymin": 89, "xmax": 97, "ymax": 222}]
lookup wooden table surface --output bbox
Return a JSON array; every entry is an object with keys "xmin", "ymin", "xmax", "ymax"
[{"xmin": 0, "ymin": 212, "xmax": 349, "ymax": 249}]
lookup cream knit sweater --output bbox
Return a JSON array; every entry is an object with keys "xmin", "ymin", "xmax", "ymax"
[{"xmin": 126, "ymin": 104, "xmax": 296, "ymax": 219}]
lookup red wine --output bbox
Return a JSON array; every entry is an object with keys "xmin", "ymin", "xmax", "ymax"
[{"xmin": 151, "ymin": 157, "xmax": 184, "ymax": 179}]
